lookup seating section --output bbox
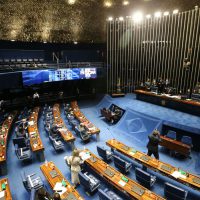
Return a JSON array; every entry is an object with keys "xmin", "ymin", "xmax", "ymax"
[
  {"xmin": 166, "ymin": 130, "xmax": 177, "ymax": 140},
  {"xmin": 13, "ymin": 137, "xmax": 32, "ymax": 161},
  {"xmin": 135, "ymin": 167, "xmax": 156, "ymax": 188},
  {"xmin": 0, "ymin": 49, "xmax": 45, "ymax": 70},
  {"xmin": 97, "ymin": 146, "xmax": 113, "ymax": 162},
  {"xmin": 79, "ymin": 171, "xmax": 100, "ymax": 193},
  {"xmin": 113, "ymin": 155, "xmax": 132, "ymax": 173},
  {"xmin": 98, "ymin": 188, "xmax": 122, "ymax": 200},
  {"xmin": 164, "ymin": 182, "xmax": 188, "ymax": 200},
  {"xmin": 21, "ymin": 172, "xmax": 43, "ymax": 191},
  {"xmin": 181, "ymin": 136, "xmax": 193, "ymax": 147},
  {"xmin": 43, "ymin": 105, "xmax": 64, "ymax": 151}
]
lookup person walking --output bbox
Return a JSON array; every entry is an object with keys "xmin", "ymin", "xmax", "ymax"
[{"xmin": 147, "ymin": 129, "xmax": 161, "ymax": 159}]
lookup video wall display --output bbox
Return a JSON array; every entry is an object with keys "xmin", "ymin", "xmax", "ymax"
[{"xmin": 22, "ymin": 68, "xmax": 97, "ymax": 86}]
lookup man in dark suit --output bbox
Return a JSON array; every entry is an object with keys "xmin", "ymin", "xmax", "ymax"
[{"xmin": 147, "ymin": 129, "xmax": 161, "ymax": 159}]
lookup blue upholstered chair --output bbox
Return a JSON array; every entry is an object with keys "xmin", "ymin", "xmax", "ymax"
[
  {"xmin": 98, "ymin": 188, "xmax": 122, "ymax": 200},
  {"xmin": 97, "ymin": 146, "xmax": 113, "ymax": 162},
  {"xmin": 79, "ymin": 171, "xmax": 100, "ymax": 193},
  {"xmin": 70, "ymin": 119, "xmax": 79, "ymax": 130},
  {"xmin": 49, "ymin": 132, "xmax": 64, "ymax": 151},
  {"xmin": 164, "ymin": 182, "xmax": 188, "ymax": 200},
  {"xmin": 166, "ymin": 130, "xmax": 177, "ymax": 140},
  {"xmin": 21, "ymin": 172, "xmax": 43, "ymax": 191},
  {"xmin": 30, "ymin": 188, "xmax": 36, "ymax": 200},
  {"xmin": 135, "ymin": 168, "xmax": 156, "ymax": 188},
  {"xmin": 13, "ymin": 137, "xmax": 32, "ymax": 161},
  {"xmin": 113, "ymin": 155, "xmax": 132, "ymax": 173},
  {"xmin": 74, "ymin": 125, "xmax": 90, "ymax": 142},
  {"xmin": 181, "ymin": 136, "xmax": 193, "ymax": 147}
]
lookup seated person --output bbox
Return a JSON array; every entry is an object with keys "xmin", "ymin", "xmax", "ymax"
[
  {"xmin": 35, "ymin": 187, "xmax": 52, "ymax": 200},
  {"xmin": 50, "ymin": 124, "xmax": 62, "ymax": 134},
  {"xmin": 53, "ymin": 192, "xmax": 61, "ymax": 200}
]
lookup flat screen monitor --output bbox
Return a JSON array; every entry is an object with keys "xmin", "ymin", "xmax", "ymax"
[{"xmin": 22, "ymin": 67, "xmax": 97, "ymax": 87}]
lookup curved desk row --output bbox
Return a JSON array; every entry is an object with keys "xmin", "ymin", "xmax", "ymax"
[
  {"xmin": 0, "ymin": 178, "xmax": 12, "ymax": 200},
  {"xmin": 53, "ymin": 104, "xmax": 75, "ymax": 149},
  {"xmin": 28, "ymin": 107, "xmax": 45, "ymax": 161},
  {"xmin": 80, "ymin": 149, "xmax": 165, "ymax": 200},
  {"xmin": 40, "ymin": 161, "xmax": 83, "ymax": 200},
  {"xmin": 71, "ymin": 101, "xmax": 100, "ymax": 141},
  {"xmin": 106, "ymin": 139, "xmax": 200, "ymax": 191},
  {"xmin": 0, "ymin": 111, "xmax": 17, "ymax": 175}
]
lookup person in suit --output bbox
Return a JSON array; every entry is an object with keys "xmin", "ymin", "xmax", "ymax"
[
  {"xmin": 147, "ymin": 129, "xmax": 161, "ymax": 159},
  {"xmin": 37, "ymin": 187, "xmax": 52, "ymax": 200},
  {"xmin": 67, "ymin": 148, "xmax": 83, "ymax": 188},
  {"xmin": 52, "ymin": 192, "xmax": 61, "ymax": 200}
]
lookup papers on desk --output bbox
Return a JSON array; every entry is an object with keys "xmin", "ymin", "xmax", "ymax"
[
  {"xmin": 79, "ymin": 152, "xmax": 91, "ymax": 161},
  {"xmin": 53, "ymin": 182, "xmax": 67, "ymax": 196},
  {"xmin": 118, "ymin": 180, "xmax": 126, "ymax": 187},
  {"xmin": 28, "ymin": 121, "xmax": 34, "ymax": 126},
  {"xmin": 0, "ymin": 191, "xmax": 5, "ymax": 200},
  {"xmin": 171, "ymin": 171, "xmax": 186, "ymax": 179}
]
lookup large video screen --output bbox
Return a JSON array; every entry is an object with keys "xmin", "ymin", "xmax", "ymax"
[{"xmin": 22, "ymin": 68, "xmax": 97, "ymax": 86}]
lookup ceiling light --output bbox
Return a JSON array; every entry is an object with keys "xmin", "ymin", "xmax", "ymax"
[
  {"xmin": 132, "ymin": 11, "xmax": 143, "ymax": 22},
  {"xmin": 108, "ymin": 17, "xmax": 113, "ymax": 21},
  {"xmin": 68, "ymin": 0, "xmax": 76, "ymax": 5},
  {"xmin": 154, "ymin": 11, "xmax": 162, "ymax": 18},
  {"xmin": 119, "ymin": 17, "xmax": 124, "ymax": 21},
  {"xmin": 104, "ymin": 1, "xmax": 112, "ymax": 7},
  {"xmin": 123, "ymin": 1, "xmax": 129, "ymax": 6},
  {"xmin": 11, "ymin": 39, "xmax": 15, "ymax": 42},
  {"xmin": 146, "ymin": 14, "xmax": 151, "ymax": 19},
  {"xmin": 173, "ymin": 9, "xmax": 179, "ymax": 14},
  {"xmin": 163, "ymin": 11, "xmax": 169, "ymax": 16},
  {"xmin": 74, "ymin": 41, "xmax": 78, "ymax": 44}
]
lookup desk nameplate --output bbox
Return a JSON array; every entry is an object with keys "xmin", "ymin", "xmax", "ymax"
[
  {"xmin": 161, "ymin": 165, "xmax": 172, "ymax": 173},
  {"xmin": 193, "ymin": 177, "xmax": 200, "ymax": 185},
  {"xmin": 104, "ymin": 168, "xmax": 115, "ymax": 177},
  {"xmin": 131, "ymin": 185, "xmax": 145, "ymax": 196},
  {"xmin": 140, "ymin": 155, "xmax": 150, "ymax": 162}
]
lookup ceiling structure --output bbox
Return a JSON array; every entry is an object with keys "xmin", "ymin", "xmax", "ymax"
[{"xmin": 0, "ymin": 0, "xmax": 198, "ymax": 43}]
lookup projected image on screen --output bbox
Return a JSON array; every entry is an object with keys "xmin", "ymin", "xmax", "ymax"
[
  {"xmin": 22, "ymin": 67, "xmax": 97, "ymax": 86},
  {"xmin": 22, "ymin": 70, "xmax": 49, "ymax": 86}
]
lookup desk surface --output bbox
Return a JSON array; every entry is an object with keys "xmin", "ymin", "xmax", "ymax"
[
  {"xmin": 53, "ymin": 104, "xmax": 75, "ymax": 142},
  {"xmin": 107, "ymin": 139, "xmax": 200, "ymax": 191},
  {"xmin": 0, "ymin": 111, "xmax": 17, "ymax": 163},
  {"xmin": 0, "ymin": 178, "xmax": 12, "ymax": 200},
  {"xmin": 160, "ymin": 135, "xmax": 191, "ymax": 156},
  {"xmin": 28, "ymin": 107, "xmax": 44, "ymax": 152},
  {"xmin": 71, "ymin": 101, "xmax": 100, "ymax": 135},
  {"xmin": 134, "ymin": 90, "xmax": 200, "ymax": 107},
  {"xmin": 81, "ymin": 149, "xmax": 165, "ymax": 200},
  {"xmin": 40, "ymin": 161, "xmax": 83, "ymax": 200}
]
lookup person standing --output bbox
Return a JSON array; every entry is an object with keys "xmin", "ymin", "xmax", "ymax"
[
  {"xmin": 68, "ymin": 148, "xmax": 83, "ymax": 188},
  {"xmin": 147, "ymin": 129, "xmax": 161, "ymax": 159}
]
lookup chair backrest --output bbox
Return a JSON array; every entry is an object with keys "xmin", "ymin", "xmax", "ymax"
[
  {"xmin": 164, "ymin": 182, "xmax": 188, "ymax": 200},
  {"xmin": 98, "ymin": 189, "xmax": 112, "ymax": 200},
  {"xmin": 181, "ymin": 136, "xmax": 192, "ymax": 146},
  {"xmin": 13, "ymin": 137, "xmax": 26, "ymax": 148},
  {"xmin": 135, "ymin": 168, "xmax": 151, "ymax": 183},
  {"xmin": 166, "ymin": 130, "xmax": 176, "ymax": 140},
  {"xmin": 79, "ymin": 172, "xmax": 90, "ymax": 187},
  {"xmin": 97, "ymin": 146, "xmax": 107, "ymax": 159},
  {"xmin": 114, "ymin": 156, "xmax": 126, "ymax": 168}
]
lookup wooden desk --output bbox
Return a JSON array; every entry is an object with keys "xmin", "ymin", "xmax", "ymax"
[
  {"xmin": 81, "ymin": 149, "xmax": 165, "ymax": 200},
  {"xmin": 106, "ymin": 139, "xmax": 200, "ymax": 191},
  {"xmin": 111, "ymin": 93, "xmax": 125, "ymax": 98},
  {"xmin": 0, "ymin": 111, "xmax": 17, "ymax": 175},
  {"xmin": 53, "ymin": 104, "xmax": 75, "ymax": 148},
  {"xmin": 27, "ymin": 107, "xmax": 45, "ymax": 161},
  {"xmin": 71, "ymin": 101, "xmax": 100, "ymax": 141},
  {"xmin": 134, "ymin": 90, "xmax": 200, "ymax": 116},
  {"xmin": 40, "ymin": 161, "xmax": 83, "ymax": 200},
  {"xmin": 159, "ymin": 135, "xmax": 191, "ymax": 157},
  {"xmin": 0, "ymin": 178, "xmax": 12, "ymax": 200}
]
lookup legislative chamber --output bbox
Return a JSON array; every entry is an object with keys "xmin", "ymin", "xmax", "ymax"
[{"xmin": 0, "ymin": 1, "xmax": 199, "ymax": 200}]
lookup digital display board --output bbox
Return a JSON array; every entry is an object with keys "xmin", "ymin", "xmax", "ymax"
[{"xmin": 22, "ymin": 68, "xmax": 97, "ymax": 86}]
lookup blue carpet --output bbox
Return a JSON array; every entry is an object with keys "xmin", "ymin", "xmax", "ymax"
[{"xmin": 1, "ymin": 95, "xmax": 200, "ymax": 199}]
